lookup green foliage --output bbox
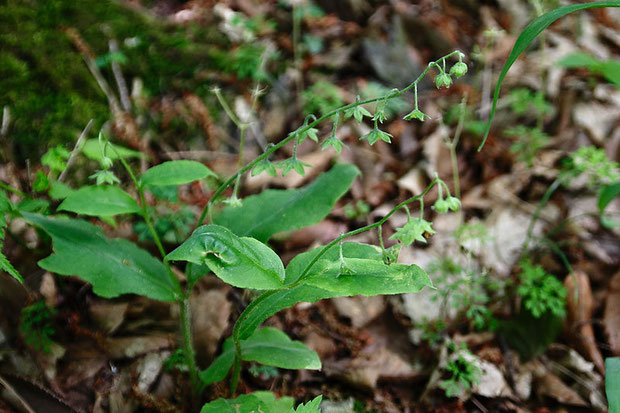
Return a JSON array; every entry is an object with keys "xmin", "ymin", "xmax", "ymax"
[
  {"xmin": 439, "ymin": 344, "xmax": 481, "ymax": 398},
  {"xmin": 134, "ymin": 206, "xmax": 194, "ymax": 244},
  {"xmin": 0, "ymin": 191, "xmax": 23, "ymax": 283},
  {"xmin": 359, "ymin": 127, "xmax": 392, "ymax": 145},
  {"xmin": 302, "ymin": 81, "xmax": 344, "ymax": 116},
  {"xmin": 499, "ymin": 309, "xmax": 563, "ymax": 361},
  {"xmin": 58, "ymin": 185, "xmax": 141, "ymax": 217},
  {"xmin": 390, "ymin": 218, "xmax": 435, "ymax": 245},
  {"xmin": 343, "ymin": 200, "xmax": 370, "ymax": 220},
  {"xmin": 509, "ymin": 88, "xmax": 552, "ymax": 117},
  {"xmin": 214, "ymin": 164, "xmax": 360, "ymax": 242},
  {"xmin": 504, "ymin": 125, "xmax": 551, "ymax": 166},
  {"xmin": 563, "ymin": 146, "xmax": 620, "ymax": 188},
  {"xmin": 557, "ymin": 52, "xmax": 620, "ymax": 88},
  {"xmin": 200, "ymin": 327, "xmax": 320, "ymax": 385},
  {"xmin": 41, "ymin": 145, "xmax": 71, "ymax": 174},
  {"xmin": 1, "ymin": 0, "xmax": 227, "ymax": 158},
  {"xmin": 81, "ymin": 139, "xmax": 142, "ymax": 162},
  {"xmin": 607, "ymin": 357, "xmax": 620, "ymax": 413},
  {"xmin": 23, "ymin": 212, "xmax": 180, "ymax": 301},
  {"xmin": 140, "ymin": 160, "xmax": 217, "ymax": 187},
  {"xmin": 480, "ymin": 0, "xmax": 620, "ymax": 151},
  {"xmin": 292, "ymin": 396, "xmax": 323, "ymax": 413},
  {"xmin": 517, "ymin": 260, "xmax": 566, "ymax": 318},
  {"xmin": 598, "ymin": 181, "xmax": 620, "ymax": 229},
  {"xmin": 201, "ymin": 391, "xmax": 295, "ymax": 413},
  {"xmin": 20, "ymin": 301, "xmax": 56, "ymax": 353}
]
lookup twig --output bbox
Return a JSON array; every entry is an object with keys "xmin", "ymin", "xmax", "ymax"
[
  {"xmin": 58, "ymin": 119, "xmax": 94, "ymax": 182},
  {"xmin": 109, "ymin": 39, "xmax": 131, "ymax": 112},
  {"xmin": 1, "ymin": 106, "xmax": 9, "ymax": 137},
  {"xmin": 0, "ymin": 374, "xmax": 37, "ymax": 413}
]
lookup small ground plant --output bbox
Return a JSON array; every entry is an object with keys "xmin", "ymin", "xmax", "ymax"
[{"xmin": 0, "ymin": 51, "xmax": 469, "ymax": 410}]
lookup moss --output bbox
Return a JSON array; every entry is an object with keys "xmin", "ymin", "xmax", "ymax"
[{"xmin": 0, "ymin": 0, "xmax": 227, "ymax": 162}]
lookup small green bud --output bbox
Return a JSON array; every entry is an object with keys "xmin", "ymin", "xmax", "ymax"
[
  {"xmin": 433, "ymin": 195, "xmax": 461, "ymax": 213},
  {"xmin": 445, "ymin": 196, "xmax": 461, "ymax": 211},
  {"xmin": 403, "ymin": 108, "xmax": 431, "ymax": 122},
  {"xmin": 449, "ymin": 61, "xmax": 468, "ymax": 78},
  {"xmin": 435, "ymin": 72, "xmax": 452, "ymax": 89}
]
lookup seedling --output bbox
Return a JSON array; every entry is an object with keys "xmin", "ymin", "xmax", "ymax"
[
  {"xmin": 517, "ymin": 259, "xmax": 566, "ymax": 318},
  {"xmin": 439, "ymin": 342, "xmax": 481, "ymax": 398},
  {"xmin": 20, "ymin": 301, "xmax": 56, "ymax": 353}
]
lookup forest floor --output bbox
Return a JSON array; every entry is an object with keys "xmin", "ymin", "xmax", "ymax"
[{"xmin": 1, "ymin": 0, "xmax": 620, "ymax": 412}]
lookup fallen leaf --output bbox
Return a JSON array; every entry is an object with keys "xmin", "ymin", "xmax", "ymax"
[
  {"xmin": 536, "ymin": 372, "xmax": 588, "ymax": 406},
  {"xmin": 191, "ymin": 289, "xmax": 231, "ymax": 364},
  {"xmin": 332, "ymin": 296, "xmax": 385, "ymax": 328},
  {"xmin": 564, "ymin": 271, "xmax": 605, "ymax": 374},
  {"xmin": 604, "ymin": 270, "xmax": 620, "ymax": 355}
]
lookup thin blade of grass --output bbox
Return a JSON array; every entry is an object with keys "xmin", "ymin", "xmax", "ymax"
[{"xmin": 479, "ymin": 1, "xmax": 620, "ymax": 152}]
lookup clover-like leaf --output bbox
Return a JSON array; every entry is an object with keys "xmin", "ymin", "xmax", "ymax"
[
  {"xmin": 403, "ymin": 108, "xmax": 431, "ymax": 122},
  {"xmin": 390, "ymin": 218, "xmax": 435, "ymax": 245},
  {"xmin": 344, "ymin": 105, "xmax": 372, "ymax": 123},
  {"xmin": 360, "ymin": 128, "xmax": 392, "ymax": 146}
]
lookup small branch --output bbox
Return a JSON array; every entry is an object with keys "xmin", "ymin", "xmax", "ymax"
[
  {"xmin": 109, "ymin": 39, "xmax": 132, "ymax": 112},
  {"xmin": 58, "ymin": 119, "xmax": 94, "ymax": 182}
]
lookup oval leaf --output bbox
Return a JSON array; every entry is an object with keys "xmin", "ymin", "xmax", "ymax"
[
  {"xmin": 480, "ymin": 1, "xmax": 620, "ymax": 151},
  {"xmin": 165, "ymin": 225, "xmax": 285, "ymax": 290},
  {"xmin": 214, "ymin": 164, "xmax": 360, "ymax": 242},
  {"xmin": 22, "ymin": 213, "xmax": 180, "ymax": 301},
  {"xmin": 58, "ymin": 185, "xmax": 140, "ymax": 217},
  {"xmin": 200, "ymin": 328, "xmax": 320, "ymax": 386},
  {"xmin": 81, "ymin": 139, "xmax": 143, "ymax": 161},
  {"xmin": 241, "ymin": 327, "xmax": 321, "ymax": 370},
  {"xmin": 141, "ymin": 160, "xmax": 216, "ymax": 187}
]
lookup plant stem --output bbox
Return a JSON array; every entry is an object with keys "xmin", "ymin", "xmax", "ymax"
[
  {"xmin": 196, "ymin": 51, "xmax": 463, "ymax": 227},
  {"xmin": 112, "ymin": 145, "xmax": 201, "ymax": 396},
  {"xmin": 180, "ymin": 296, "xmax": 200, "ymax": 394}
]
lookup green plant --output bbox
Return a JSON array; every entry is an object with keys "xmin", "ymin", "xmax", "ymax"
[
  {"xmin": 556, "ymin": 52, "xmax": 620, "ymax": 88},
  {"xmin": 20, "ymin": 301, "xmax": 57, "ymax": 353},
  {"xmin": 607, "ymin": 357, "xmax": 620, "ymax": 413},
  {"xmin": 504, "ymin": 125, "xmax": 550, "ymax": 166},
  {"xmin": 2, "ymin": 50, "xmax": 467, "ymax": 410},
  {"xmin": 517, "ymin": 259, "xmax": 566, "ymax": 318},
  {"xmin": 439, "ymin": 343, "xmax": 481, "ymax": 398}
]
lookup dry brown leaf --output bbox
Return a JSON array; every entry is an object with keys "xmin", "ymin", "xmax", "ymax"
[
  {"xmin": 106, "ymin": 335, "xmax": 171, "ymax": 359},
  {"xmin": 564, "ymin": 271, "xmax": 605, "ymax": 374},
  {"xmin": 88, "ymin": 301, "xmax": 129, "ymax": 335},
  {"xmin": 324, "ymin": 345, "xmax": 416, "ymax": 389},
  {"xmin": 332, "ymin": 296, "xmax": 385, "ymax": 328},
  {"xmin": 191, "ymin": 290, "xmax": 231, "ymax": 365},
  {"xmin": 604, "ymin": 270, "xmax": 620, "ymax": 355},
  {"xmin": 536, "ymin": 372, "xmax": 588, "ymax": 407}
]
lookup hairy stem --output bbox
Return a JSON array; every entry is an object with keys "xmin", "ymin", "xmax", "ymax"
[{"xmin": 180, "ymin": 296, "xmax": 200, "ymax": 394}]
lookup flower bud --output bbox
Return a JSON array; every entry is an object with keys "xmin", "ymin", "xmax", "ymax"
[{"xmin": 403, "ymin": 108, "xmax": 431, "ymax": 122}]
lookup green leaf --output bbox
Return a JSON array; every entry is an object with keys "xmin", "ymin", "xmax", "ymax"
[
  {"xmin": 292, "ymin": 396, "xmax": 323, "ymax": 413},
  {"xmin": 236, "ymin": 285, "xmax": 335, "ymax": 341},
  {"xmin": 81, "ymin": 139, "xmax": 142, "ymax": 161},
  {"xmin": 344, "ymin": 105, "xmax": 372, "ymax": 123},
  {"xmin": 214, "ymin": 164, "xmax": 360, "ymax": 242},
  {"xmin": 58, "ymin": 185, "xmax": 140, "ymax": 217},
  {"xmin": 201, "ymin": 392, "xmax": 295, "ymax": 413},
  {"xmin": 606, "ymin": 357, "xmax": 620, "ymax": 413},
  {"xmin": 599, "ymin": 181, "xmax": 620, "ymax": 228},
  {"xmin": 556, "ymin": 52, "xmax": 601, "ymax": 69},
  {"xmin": 22, "ymin": 213, "xmax": 180, "ymax": 301},
  {"xmin": 241, "ymin": 327, "xmax": 320, "ymax": 370},
  {"xmin": 599, "ymin": 60, "xmax": 620, "ymax": 88},
  {"xmin": 141, "ymin": 160, "xmax": 216, "ymax": 187},
  {"xmin": 0, "ymin": 249, "xmax": 23, "ymax": 284},
  {"xmin": 480, "ymin": 1, "xmax": 620, "ymax": 151},
  {"xmin": 200, "ymin": 328, "xmax": 320, "ymax": 385},
  {"xmin": 48, "ymin": 181, "xmax": 74, "ymax": 201},
  {"xmin": 498, "ymin": 309, "xmax": 563, "ymax": 361},
  {"xmin": 200, "ymin": 394, "xmax": 267, "ymax": 413},
  {"xmin": 304, "ymin": 258, "xmax": 431, "ymax": 296},
  {"xmin": 165, "ymin": 225, "xmax": 285, "ymax": 290},
  {"xmin": 200, "ymin": 337, "xmax": 235, "ymax": 384},
  {"xmin": 285, "ymin": 242, "xmax": 382, "ymax": 284},
  {"xmin": 236, "ymin": 242, "xmax": 429, "ymax": 340}
]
